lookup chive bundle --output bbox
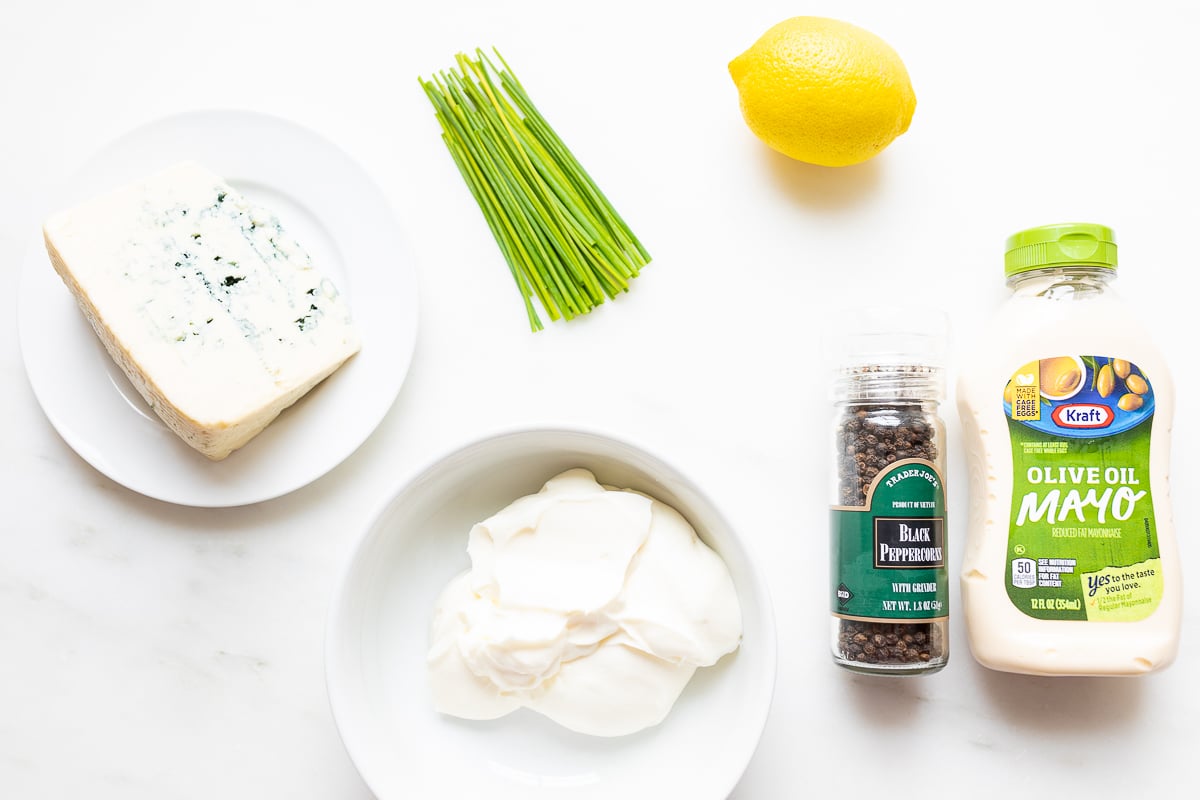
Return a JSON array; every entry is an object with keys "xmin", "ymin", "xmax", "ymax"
[{"xmin": 420, "ymin": 49, "xmax": 651, "ymax": 331}]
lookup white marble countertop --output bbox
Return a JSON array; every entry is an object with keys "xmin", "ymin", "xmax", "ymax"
[{"xmin": 3, "ymin": 1, "xmax": 1197, "ymax": 797}]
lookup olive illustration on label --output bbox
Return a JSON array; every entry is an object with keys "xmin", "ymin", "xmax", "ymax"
[
  {"xmin": 1125, "ymin": 373, "xmax": 1149, "ymax": 395},
  {"xmin": 1096, "ymin": 363, "xmax": 1115, "ymax": 398},
  {"xmin": 1118, "ymin": 393, "xmax": 1144, "ymax": 411},
  {"xmin": 1113, "ymin": 358, "xmax": 1132, "ymax": 379}
]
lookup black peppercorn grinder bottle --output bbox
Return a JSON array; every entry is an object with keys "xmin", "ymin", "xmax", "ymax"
[{"xmin": 829, "ymin": 321, "xmax": 950, "ymax": 675}]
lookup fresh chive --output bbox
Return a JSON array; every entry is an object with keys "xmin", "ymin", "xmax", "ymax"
[{"xmin": 419, "ymin": 48, "xmax": 650, "ymax": 330}]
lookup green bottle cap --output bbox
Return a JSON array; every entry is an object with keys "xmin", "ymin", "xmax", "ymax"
[{"xmin": 1004, "ymin": 222, "xmax": 1117, "ymax": 277}]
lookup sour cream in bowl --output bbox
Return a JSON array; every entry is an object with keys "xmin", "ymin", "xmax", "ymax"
[{"xmin": 325, "ymin": 427, "xmax": 776, "ymax": 800}]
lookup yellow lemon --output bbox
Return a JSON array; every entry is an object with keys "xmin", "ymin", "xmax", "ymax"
[{"xmin": 729, "ymin": 16, "xmax": 916, "ymax": 167}]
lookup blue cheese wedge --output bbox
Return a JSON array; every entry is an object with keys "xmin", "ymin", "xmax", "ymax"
[{"xmin": 43, "ymin": 162, "xmax": 362, "ymax": 461}]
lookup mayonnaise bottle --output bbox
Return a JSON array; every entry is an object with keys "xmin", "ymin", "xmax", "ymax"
[{"xmin": 957, "ymin": 223, "xmax": 1181, "ymax": 676}]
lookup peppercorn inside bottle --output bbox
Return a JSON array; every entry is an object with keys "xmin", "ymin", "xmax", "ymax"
[{"xmin": 830, "ymin": 364, "xmax": 949, "ymax": 675}]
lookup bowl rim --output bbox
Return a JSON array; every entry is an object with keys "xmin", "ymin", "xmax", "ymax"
[{"xmin": 323, "ymin": 422, "xmax": 779, "ymax": 799}]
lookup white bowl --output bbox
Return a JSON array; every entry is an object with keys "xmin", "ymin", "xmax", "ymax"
[
  {"xmin": 1038, "ymin": 355, "xmax": 1088, "ymax": 401},
  {"xmin": 326, "ymin": 427, "xmax": 777, "ymax": 799}
]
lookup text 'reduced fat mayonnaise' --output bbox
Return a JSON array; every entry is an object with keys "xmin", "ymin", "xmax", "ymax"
[
  {"xmin": 427, "ymin": 468, "xmax": 742, "ymax": 736},
  {"xmin": 957, "ymin": 223, "xmax": 1181, "ymax": 676}
]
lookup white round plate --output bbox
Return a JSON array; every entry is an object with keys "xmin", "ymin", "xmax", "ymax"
[
  {"xmin": 18, "ymin": 110, "xmax": 418, "ymax": 507},
  {"xmin": 326, "ymin": 427, "xmax": 777, "ymax": 800}
]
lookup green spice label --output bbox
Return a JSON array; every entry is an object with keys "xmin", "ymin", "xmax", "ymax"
[
  {"xmin": 831, "ymin": 460, "xmax": 948, "ymax": 621},
  {"xmin": 1002, "ymin": 356, "xmax": 1161, "ymax": 621}
]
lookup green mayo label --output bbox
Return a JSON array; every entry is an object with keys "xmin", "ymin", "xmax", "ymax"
[
  {"xmin": 831, "ymin": 460, "xmax": 948, "ymax": 621},
  {"xmin": 1003, "ymin": 355, "xmax": 1161, "ymax": 621}
]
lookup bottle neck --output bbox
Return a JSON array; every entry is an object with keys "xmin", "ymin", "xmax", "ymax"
[
  {"xmin": 1006, "ymin": 265, "xmax": 1115, "ymax": 295},
  {"xmin": 833, "ymin": 365, "xmax": 944, "ymax": 405}
]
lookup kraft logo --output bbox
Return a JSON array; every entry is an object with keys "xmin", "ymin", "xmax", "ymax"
[{"xmin": 1051, "ymin": 404, "xmax": 1115, "ymax": 428}]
